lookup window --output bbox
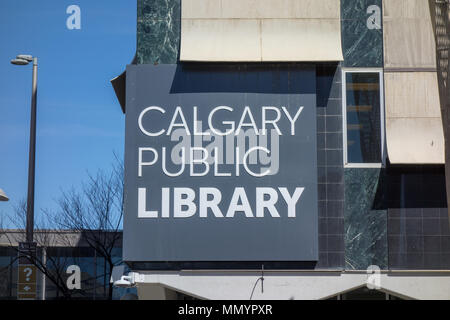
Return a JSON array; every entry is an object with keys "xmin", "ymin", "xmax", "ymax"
[{"xmin": 342, "ymin": 69, "xmax": 384, "ymax": 166}]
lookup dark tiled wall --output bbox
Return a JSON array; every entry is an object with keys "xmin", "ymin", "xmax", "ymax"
[
  {"xmin": 316, "ymin": 64, "xmax": 345, "ymax": 269},
  {"xmin": 388, "ymin": 208, "xmax": 450, "ymax": 269},
  {"xmin": 386, "ymin": 167, "xmax": 450, "ymax": 269}
]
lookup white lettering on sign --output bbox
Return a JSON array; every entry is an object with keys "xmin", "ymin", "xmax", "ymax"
[
  {"xmin": 138, "ymin": 105, "xmax": 303, "ymax": 137},
  {"xmin": 138, "ymin": 187, "xmax": 304, "ymax": 218},
  {"xmin": 136, "ymin": 105, "xmax": 307, "ymax": 219}
]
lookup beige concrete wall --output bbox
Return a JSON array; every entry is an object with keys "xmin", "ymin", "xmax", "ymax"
[
  {"xmin": 180, "ymin": 0, "xmax": 343, "ymax": 62},
  {"xmin": 383, "ymin": 0, "xmax": 436, "ymax": 69},
  {"xmin": 383, "ymin": 0, "xmax": 444, "ymax": 164}
]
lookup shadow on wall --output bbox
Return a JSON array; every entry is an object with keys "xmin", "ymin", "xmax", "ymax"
[
  {"xmin": 373, "ymin": 164, "xmax": 447, "ymax": 209},
  {"xmin": 169, "ymin": 63, "xmax": 317, "ymax": 94}
]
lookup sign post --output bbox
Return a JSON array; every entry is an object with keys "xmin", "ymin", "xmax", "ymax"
[{"xmin": 17, "ymin": 242, "xmax": 37, "ymax": 300}]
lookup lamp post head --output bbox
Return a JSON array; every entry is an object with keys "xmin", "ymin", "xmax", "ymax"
[
  {"xmin": 11, "ymin": 55, "xmax": 34, "ymax": 66},
  {"xmin": 11, "ymin": 58, "xmax": 30, "ymax": 66},
  {"xmin": 0, "ymin": 189, "xmax": 9, "ymax": 202},
  {"xmin": 16, "ymin": 55, "xmax": 33, "ymax": 62}
]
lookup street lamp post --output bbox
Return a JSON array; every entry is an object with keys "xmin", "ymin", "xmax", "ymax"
[
  {"xmin": 0, "ymin": 189, "xmax": 9, "ymax": 201},
  {"xmin": 11, "ymin": 55, "xmax": 39, "ymax": 300},
  {"xmin": 11, "ymin": 55, "xmax": 37, "ymax": 244}
]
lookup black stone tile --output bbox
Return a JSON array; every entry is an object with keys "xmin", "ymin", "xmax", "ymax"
[
  {"xmin": 326, "ymin": 167, "xmax": 344, "ymax": 184},
  {"xmin": 317, "ymin": 71, "xmax": 336, "ymax": 107},
  {"xmin": 442, "ymin": 254, "xmax": 450, "ymax": 268},
  {"xmin": 328, "ymin": 252, "xmax": 344, "ymax": 268},
  {"xmin": 318, "ymin": 201, "xmax": 327, "ymax": 218},
  {"xmin": 423, "ymin": 219, "xmax": 441, "ymax": 236},
  {"xmin": 317, "ymin": 133, "xmax": 326, "ymax": 150},
  {"xmin": 424, "ymin": 254, "xmax": 442, "ymax": 269},
  {"xmin": 441, "ymin": 218, "xmax": 450, "ymax": 235},
  {"xmin": 318, "ymin": 150, "xmax": 326, "ymax": 166},
  {"xmin": 388, "ymin": 235, "xmax": 406, "ymax": 253},
  {"xmin": 318, "ymin": 166, "xmax": 327, "ymax": 184},
  {"xmin": 327, "ymin": 82, "xmax": 342, "ymax": 100},
  {"xmin": 324, "ymin": 99, "xmax": 342, "ymax": 116},
  {"xmin": 317, "ymin": 106, "xmax": 326, "ymax": 116},
  {"xmin": 319, "ymin": 218, "xmax": 328, "ymax": 235},
  {"xmin": 424, "ymin": 236, "xmax": 441, "ymax": 252},
  {"xmin": 440, "ymin": 208, "xmax": 448, "ymax": 218},
  {"xmin": 388, "ymin": 218, "xmax": 401, "ymax": 235},
  {"xmin": 441, "ymin": 236, "xmax": 450, "ymax": 253},
  {"xmin": 405, "ymin": 219, "xmax": 422, "ymax": 235},
  {"xmin": 327, "ymin": 184, "xmax": 344, "ymax": 201},
  {"xmin": 404, "ymin": 208, "xmax": 422, "ymax": 218},
  {"xmin": 317, "ymin": 116, "xmax": 325, "ymax": 133},
  {"xmin": 327, "ymin": 218, "xmax": 344, "ymax": 235},
  {"xmin": 389, "ymin": 253, "xmax": 407, "ymax": 269},
  {"xmin": 326, "ymin": 150, "xmax": 343, "ymax": 167},
  {"xmin": 318, "ymin": 184, "xmax": 327, "ymax": 201},
  {"xmin": 406, "ymin": 254, "xmax": 424, "ymax": 269},
  {"xmin": 328, "ymin": 235, "xmax": 345, "ymax": 251},
  {"xmin": 327, "ymin": 201, "xmax": 344, "ymax": 218},
  {"xmin": 388, "ymin": 208, "xmax": 401, "ymax": 218},
  {"xmin": 316, "ymin": 252, "xmax": 329, "ymax": 268},
  {"xmin": 406, "ymin": 236, "xmax": 424, "ymax": 253},
  {"xmin": 319, "ymin": 235, "xmax": 328, "ymax": 251},
  {"xmin": 325, "ymin": 133, "xmax": 343, "ymax": 150},
  {"xmin": 423, "ymin": 208, "xmax": 441, "ymax": 218},
  {"xmin": 325, "ymin": 116, "xmax": 343, "ymax": 133}
]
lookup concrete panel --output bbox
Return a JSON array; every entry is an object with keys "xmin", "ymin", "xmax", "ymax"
[
  {"xmin": 261, "ymin": 19, "xmax": 343, "ymax": 62},
  {"xmin": 182, "ymin": 0, "xmax": 340, "ymax": 19},
  {"xmin": 180, "ymin": 0, "xmax": 343, "ymax": 61},
  {"xmin": 220, "ymin": 0, "xmax": 340, "ymax": 19},
  {"xmin": 383, "ymin": 0, "xmax": 436, "ymax": 69},
  {"xmin": 386, "ymin": 117, "xmax": 444, "ymax": 164},
  {"xmin": 181, "ymin": 0, "xmax": 222, "ymax": 19},
  {"xmin": 180, "ymin": 19, "xmax": 261, "ymax": 61},
  {"xmin": 383, "ymin": 19, "xmax": 437, "ymax": 69},
  {"xmin": 385, "ymin": 72, "xmax": 441, "ymax": 118},
  {"xmin": 384, "ymin": 0, "xmax": 432, "ymax": 19},
  {"xmin": 385, "ymin": 71, "xmax": 444, "ymax": 164}
]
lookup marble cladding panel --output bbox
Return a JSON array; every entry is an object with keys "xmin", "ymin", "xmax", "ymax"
[
  {"xmin": 137, "ymin": 0, "xmax": 181, "ymax": 64},
  {"xmin": 341, "ymin": 0, "xmax": 383, "ymax": 67},
  {"xmin": 344, "ymin": 168, "xmax": 388, "ymax": 270}
]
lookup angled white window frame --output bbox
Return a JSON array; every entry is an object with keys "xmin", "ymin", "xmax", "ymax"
[{"xmin": 341, "ymin": 68, "xmax": 386, "ymax": 168}]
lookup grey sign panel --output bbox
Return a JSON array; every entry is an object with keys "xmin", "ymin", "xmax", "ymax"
[{"xmin": 124, "ymin": 64, "xmax": 318, "ymax": 262}]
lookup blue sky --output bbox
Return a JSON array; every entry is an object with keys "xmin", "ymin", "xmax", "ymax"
[{"xmin": 0, "ymin": 1, "xmax": 136, "ymax": 224}]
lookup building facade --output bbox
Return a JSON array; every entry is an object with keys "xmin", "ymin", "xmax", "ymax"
[
  {"xmin": 110, "ymin": 0, "xmax": 450, "ymax": 300},
  {"xmin": 0, "ymin": 230, "xmax": 135, "ymax": 300}
]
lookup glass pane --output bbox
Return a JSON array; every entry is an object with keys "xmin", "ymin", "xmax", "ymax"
[{"xmin": 345, "ymin": 72, "xmax": 381, "ymax": 163}]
